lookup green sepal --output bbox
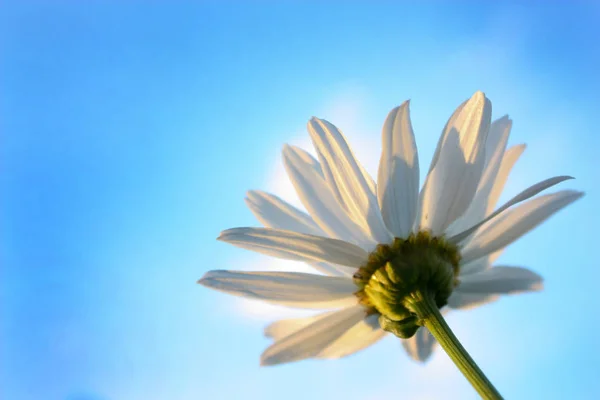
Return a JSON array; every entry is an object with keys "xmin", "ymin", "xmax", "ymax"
[
  {"xmin": 378, "ymin": 314, "xmax": 420, "ymax": 339},
  {"xmin": 354, "ymin": 232, "xmax": 461, "ymax": 337}
]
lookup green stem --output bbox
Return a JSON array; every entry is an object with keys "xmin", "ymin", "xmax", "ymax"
[{"xmin": 408, "ymin": 291, "xmax": 504, "ymax": 400}]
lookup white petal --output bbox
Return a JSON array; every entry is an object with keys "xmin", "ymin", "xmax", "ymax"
[
  {"xmin": 455, "ymin": 266, "xmax": 543, "ymax": 294},
  {"xmin": 486, "ymin": 144, "xmax": 527, "ymax": 215},
  {"xmin": 459, "ymin": 257, "xmax": 489, "ymax": 276},
  {"xmin": 283, "ymin": 145, "xmax": 377, "ymax": 250},
  {"xmin": 265, "ymin": 313, "xmax": 388, "ymax": 359},
  {"xmin": 461, "ymin": 190, "xmax": 584, "ymax": 264},
  {"xmin": 450, "ymin": 266, "xmax": 541, "ymax": 309},
  {"xmin": 308, "ymin": 117, "xmax": 393, "ymax": 244},
  {"xmin": 487, "ymin": 249, "xmax": 504, "ymax": 265},
  {"xmin": 427, "ymin": 100, "xmax": 467, "ymax": 173},
  {"xmin": 245, "ymin": 190, "xmax": 322, "ymax": 236},
  {"xmin": 417, "ymin": 91, "xmax": 492, "ymax": 235},
  {"xmin": 401, "ymin": 325, "xmax": 438, "ymax": 362},
  {"xmin": 245, "ymin": 190, "xmax": 354, "ymax": 277},
  {"xmin": 377, "ymin": 101, "xmax": 420, "ymax": 238},
  {"xmin": 264, "ymin": 314, "xmax": 327, "ymax": 341},
  {"xmin": 219, "ymin": 227, "xmax": 369, "ymax": 268},
  {"xmin": 483, "ymin": 116, "xmax": 511, "ymax": 168},
  {"xmin": 317, "ymin": 313, "xmax": 387, "ymax": 359},
  {"xmin": 288, "ymin": 145, "xmax": 324, "ymax": 177},
  {"xmin": 260, "ymin": 305, "xmax": 366, "ymax": 366},
  {"xmin": 447, "ymin": 292, "xmax": 499, "ymax": 310},
  {"xmin": 308, "ymin": 261, "xmax": 355, "ymax": 277},
  {"xmin": 459, "ymin": 249, "xmax": 503, "ymax": 276},
  {"xmin": 198, "ymin": 270, "xmax": 357, "ymax": 309},
  {"xmin": 450, "ymin": 176, "xmax": 575, "ymax": 244},
  {"xmin": 447, "ymin": 116, "xmax": 512, "ymax": 236}
]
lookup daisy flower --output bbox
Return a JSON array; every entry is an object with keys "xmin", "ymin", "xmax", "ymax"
[{"xmin": 199, "ymin": 91, "xmax": 582, "ymax": 369}]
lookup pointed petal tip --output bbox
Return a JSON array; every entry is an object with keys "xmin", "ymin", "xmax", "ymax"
[
  {"xmin": 244, "ymin": 192, "xmax": 255, "ymax": 204},
  {"xmin": 393, "ymin": 100, "xmax": 411, "ymax": 114},
  {"xmin": 281, "ymin": 144, "xmax": 294, "ymax": 158},
  {"xmin": 308, "ymin": 117, "xmax": 329, "ymax": 135},
  {"xmin": 562, "ymin": 189, "xmax": 585, "ymax": 200},
  {"xmin": 308, "ymin": 116, "xmax": 321, "ymax": 126},
  {"xmin": 465, "ymin": 90, "xmax": 491, "ymax": 110},
  {"xmin": 386, "ymin": 102, "xmax": 410, "ymax": 120},
  {"xmin": 197, "ymin": 271, "xmax": 214, "ymax": 285},
  {"xmin": 216, "ymin": 227, "xmax": 248, "ymax": 241},
  {"xmin": 492, "ymin": 114, "xmax": 512, "ymax": 127},
  {"xmin": 409, "ymin": 353, "xmax": 432, "ymax": 364},
  {"xmin": 308, "ymin": 116, "xmax": 334, "ymax": 131},
  {"xmin": 245, "ymin": 189, "xmax": 265, "ymax": 200},
  {"xmin": 216, "ymin": 230, "xmax": 230, "ymax": 241},
  {"xmin": 281, "ymin": 145, "xmax": 296, "ymax": 162},
  {"xmin": 521, "ymin": 269, "xmax": 544, "ymax": 291},
  {"xmin": 259, "ymin": 356, "xmax": 277, "ymax": 367},
  {"xmin": 472, "ymin": 90, "xmax": 486, "ymax": 99},
  {"xmin": 284, "ymin": 144, "xmax": 308, "ymax": 159},
  {"xmin": 510, "ymin": 143, "xmax": 527, "ymax": 152}
]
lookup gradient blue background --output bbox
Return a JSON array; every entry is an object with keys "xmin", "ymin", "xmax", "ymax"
[{"xmin": 2, "ymin": 2, "xmax": 599, "ymax": 399}]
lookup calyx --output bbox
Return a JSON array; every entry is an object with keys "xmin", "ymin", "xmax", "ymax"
[{"xmin": 353, "ymin": 232, "xmax": 460, "ymax": 338}]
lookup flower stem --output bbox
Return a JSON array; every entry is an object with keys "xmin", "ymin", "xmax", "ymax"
[{"xmin": 409, "ymin": 290, "xmax": 503, "ymax": 400}]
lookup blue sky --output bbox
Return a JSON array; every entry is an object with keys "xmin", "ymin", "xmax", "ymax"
[{"xmin": 2, "ymin": 2, "xmax": 599, "ymax": 399}]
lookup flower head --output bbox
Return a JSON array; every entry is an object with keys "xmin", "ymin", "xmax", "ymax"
[{"xmin": 199, "ymin": 91, "xmax": 583, "ymax": 365}]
